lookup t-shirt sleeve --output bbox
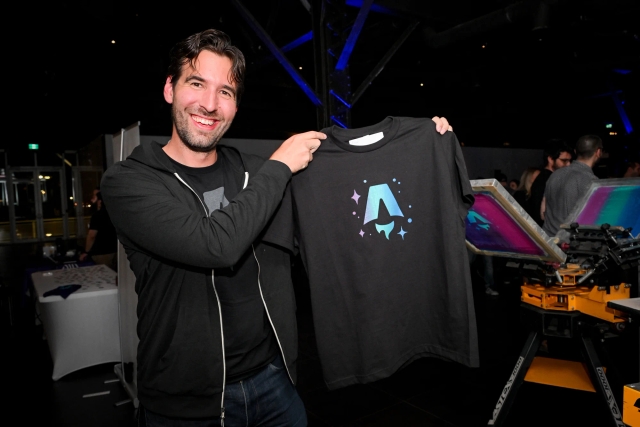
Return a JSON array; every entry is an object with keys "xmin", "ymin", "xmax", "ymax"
[
  {"xmin": 260, "ymin": 182, "xmax": 296, "ymax": 253},
  {"xmin": 452, "ymin": 132, "xmax": 474, "ymax": 213}
]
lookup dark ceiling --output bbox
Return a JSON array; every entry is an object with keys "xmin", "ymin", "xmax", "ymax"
[{"xmin": 13, "ymin": 0, "xmax": 640, "ymax": 159}]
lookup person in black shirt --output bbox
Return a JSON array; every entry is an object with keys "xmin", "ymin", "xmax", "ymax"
[
  {"xmin": 529, "ymin": 139, "xmax": 573, "ymax": 226},
  {"xmin": 513, "ymin": 167, "xmax": 540, "ymax": 219},
  {"xmin": 102, "ymin": 28, "xmax": 454, "ymax": 427},
  {"xmin": 79, "ymin": 190, "xmax": 117, "ymax": 270}
]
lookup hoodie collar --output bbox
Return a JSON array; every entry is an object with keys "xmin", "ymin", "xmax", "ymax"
[{"xmin": 128, "ymin": 140, "xmax": 247, "ymax": 175}]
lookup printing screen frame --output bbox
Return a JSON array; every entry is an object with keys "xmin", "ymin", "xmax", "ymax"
[
  {"xmin": 466, "ymin": 179, "xmax": 567, "ymax": 263},
  {"xmin": 563, "ymin": 177, "xmax": 640, "ymax": 238}
]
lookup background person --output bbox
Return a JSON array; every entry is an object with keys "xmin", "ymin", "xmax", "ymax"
[
  {"xmin": 79, "ymin": 190, "xmax": 117, "ymax": 270},
  {"xmin": 513, "ymin": 167, "xmax": 540, "ymax": 219},
  {"xmin": 530, "ymin": 139, "xmax": 573, "ymax": 226},
  {"xmin": 542, "ymin": 135, "xmax": 603, "ymax": 238},
  {"xmin": 623, "ymin": 159, "xmax": 640, "ymax": 178},
  {"xmin": 508, "ymin": 179, "xmax": 520, "ymax": 193}
]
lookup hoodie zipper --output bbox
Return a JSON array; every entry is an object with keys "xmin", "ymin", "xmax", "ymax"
[
  {"xmin": 238, "ymin": 170, "xmax": 293, "ymax": 383},
  {"xmin": 175, "ymin": 169, "xmax": 293, "ymax": 424},
  {"xmin": 173, "ymin": 172, "xmax": 228, "ymax": 424},
  {"xmin": 252, "ymin": 245, "xmax": 294, "ymax": 384}
]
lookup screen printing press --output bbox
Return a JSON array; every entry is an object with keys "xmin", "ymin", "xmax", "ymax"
[{"xmin": 465, "ymin": 178, "xmax": 640, "ymax": 427}]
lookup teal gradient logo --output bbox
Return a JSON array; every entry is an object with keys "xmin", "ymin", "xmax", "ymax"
[
  {"xmin": 467, "ymin": 210, "xmax": 491, "ymax": 230},
  {"xmin": 352, "ymin": 178, "xmax": 411, "ymax": 240}
]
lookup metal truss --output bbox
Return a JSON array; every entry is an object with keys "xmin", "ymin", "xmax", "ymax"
[{"xmin": 229, "ymin": 0, "xmax": 420, "ymax": 129}]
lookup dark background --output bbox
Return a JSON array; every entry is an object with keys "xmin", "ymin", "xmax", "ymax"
[{"xmin": 10, "ymin": 0, "xmax": 640, "ymax": 168}]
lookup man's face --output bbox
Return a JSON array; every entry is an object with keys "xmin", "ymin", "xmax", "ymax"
[
  {"xmin": 163, "ymin": 51, "xmax": 238, "ymax": 152},
  {"xmin": 551, "ymin": 151, "xmax": 572, "ymax": 171}
]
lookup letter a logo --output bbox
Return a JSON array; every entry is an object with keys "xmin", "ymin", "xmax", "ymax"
[{"xmin": 363, "ymin": 184, "xmax": 404, "ymax": 225}]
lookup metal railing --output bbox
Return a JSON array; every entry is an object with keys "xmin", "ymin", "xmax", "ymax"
[{"xmin": 0, "ymin": 216, "xmax": 90, "ymax": 243}]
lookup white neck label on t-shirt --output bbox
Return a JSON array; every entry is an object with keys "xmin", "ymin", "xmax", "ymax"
[{"xmin": 349, "ymin": 132, "xmax": 384, "ymax": 146}]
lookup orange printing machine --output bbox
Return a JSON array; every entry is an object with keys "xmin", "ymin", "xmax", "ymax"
[{"xmin": 465, "ymin": 178, "xmax": 640, "ymax": 427}]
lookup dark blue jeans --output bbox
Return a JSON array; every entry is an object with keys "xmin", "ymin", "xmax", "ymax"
[{"xmin": 139, "ymin": 355, "xmax": 307, "ymax": 427}]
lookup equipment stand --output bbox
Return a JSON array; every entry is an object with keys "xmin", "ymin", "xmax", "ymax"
[{"xmin": 487, "ymin": 305, "xmax": 625, "ymax": 427}]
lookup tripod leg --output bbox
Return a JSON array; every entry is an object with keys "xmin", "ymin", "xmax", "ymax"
[
  {"xmin": 487, "ymin": 330, "xmax": 541, "ymax": 426},
  {"xmin": 580, "ymin": 335, "xmax": 625, "ymax": 427}
]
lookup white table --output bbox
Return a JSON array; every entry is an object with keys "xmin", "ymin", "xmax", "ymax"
[{"xmin": 32, "ymin": 264, "xmax": 121, "ymax": 380}]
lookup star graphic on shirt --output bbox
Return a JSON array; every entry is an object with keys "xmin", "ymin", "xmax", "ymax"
[
  {"xmin": 351, "ymin": 190, "xmax": 361, "ymax": 204},
  {"xmin": 359, "ymin": 230, "xmax": 365, "ymax": 237},
  {"xmin": 398, "ymin": 227, "xmax": 407, "ymax": 240}
]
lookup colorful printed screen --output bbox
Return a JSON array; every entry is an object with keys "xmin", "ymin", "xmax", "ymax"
[
  {"xmin": 574, "ymin": 185, "xmax": 640, "ymax": 236},
  {"xmin": 466, "ymin": 192, "xmax": 545, "ymax": 256}
]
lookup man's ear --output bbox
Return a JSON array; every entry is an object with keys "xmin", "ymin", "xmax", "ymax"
[{"xmin": 163, "ymin": 77, "xmax": 174, "ymax": 104}]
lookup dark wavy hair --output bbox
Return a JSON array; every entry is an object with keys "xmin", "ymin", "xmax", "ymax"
[
  {"xmin": 542, "ymin": 138, "xmax": 573, "ymax": 165},
  {"xmin": 167, "ymin": 29, "xmax": 246, "ymax": 105}
]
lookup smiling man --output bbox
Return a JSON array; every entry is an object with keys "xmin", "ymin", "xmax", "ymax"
[
  {"xmin": 164, "ymin": 50, "xmax": 237, "ymax": 158},
  {"xmin": 102, "ymin": 29, "xmax": 452, "ymax": 427}
]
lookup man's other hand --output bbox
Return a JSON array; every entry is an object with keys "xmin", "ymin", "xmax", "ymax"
[
  {"xmin": 270, "ymin": 131, "xmax": 327, "ymax": 173},
  {"xmin": 432, "ymin": 116, "xmax": 453, "ymax": 134}
]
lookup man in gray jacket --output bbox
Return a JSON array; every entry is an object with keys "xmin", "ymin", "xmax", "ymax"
[
  {"xmin": 543, "ymin": 135, "xmax": 603, "ymax": 237},
  {"xmin": 102, "ymin": 29, "xmax": 452, "ymax": 427}
]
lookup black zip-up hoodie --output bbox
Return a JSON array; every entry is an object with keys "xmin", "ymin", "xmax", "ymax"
[{"xmin": 101, "ymin": 140, "xmax": 298, "ymax": 419}]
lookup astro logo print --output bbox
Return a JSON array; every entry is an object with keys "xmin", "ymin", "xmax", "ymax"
[
  {"xmin": 351, "ymin": 178, "xmax": 411, "ymax": 240},
  {"xmin": 467, "ymin": 210, "xmax": 491, "ymax": 231},
  {"xmin": 203, "ymin": 187, "xmax": 229, "ymax": 215}
]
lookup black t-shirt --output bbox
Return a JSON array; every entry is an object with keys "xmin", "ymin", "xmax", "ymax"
[
  {"xmin": 279, "ymin": 116, "xmax": 479, "ymax": 389},
  {"xmin": 167, "ymin": 151, "xmax": 278, "ymax": 384},
  {"xmin": 513, "ymin": 190, "xmax": 537, "ymax": 220},
  {"xmin": 529, "ymin": 168, "xmax": 552, "ymax": 226},
  {"xmin": 88, "ymin": 207, "xmax": 118, "ymax": 255}
]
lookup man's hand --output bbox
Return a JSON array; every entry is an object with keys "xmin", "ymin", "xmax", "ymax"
[
  {"xmin": 270, "ymin": 131, "xmax": 327, "ymax": 173},
  {"xmin": 432, "ymin": 116, "xmax": 453, "ymax": 134}
]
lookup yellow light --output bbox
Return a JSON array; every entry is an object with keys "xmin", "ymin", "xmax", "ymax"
[
  {"xmin": 111, "ymin": 40, "xmax": 116, "ymax": 44},
  {"xmin": 298, "ymin": 66, "xmax": 302, "ymax": 70},
  {"xmin": 87, "ymin": 204, "xmax": 91, "ymax": 208},
  {"xmin": 69, "ymin": 197, "xmax": 74, "ymax": 200},
  {"xmin": 609, "ymin": 132, "xmax": 617, "ymax": 135},
  {"xmin": 39, "ymin": 175, "xmax": 43, "ymax": 179},
  {"xmin": 420, "ymin": 83, "xmax": 424, "ymax": 87},
  {"xmin": 41, "ymin": 190, "xmax": 46, "ymax": 195},
  {"xmin": 45, "ymin": 233, "xmax": 53, "ymax": 237},
  {"xmin": 44, "ymin": 176, "xmax": 50, "ymax": 179}
]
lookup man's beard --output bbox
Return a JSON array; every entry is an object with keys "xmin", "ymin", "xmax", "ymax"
[{"xmin": 171, "ymin": 105, "xmax": 232, "ymax": 153}]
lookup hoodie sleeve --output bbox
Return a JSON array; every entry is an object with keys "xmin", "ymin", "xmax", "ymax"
[{"xmin": 101, "ymin": 159, "xmax": 292, "ymax": 269}]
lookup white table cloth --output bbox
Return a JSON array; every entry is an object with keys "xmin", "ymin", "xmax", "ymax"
[{"xmin": 32, "ymin": 264, "xmax": 121, "ymax": 380}]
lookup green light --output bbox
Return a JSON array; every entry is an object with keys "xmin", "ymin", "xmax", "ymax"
[
  {"xmin": 605, "ymin": 124, "xmax": 613, "ymax": 129},
  {"xmin": 28, "ymin": 144, "xmax": 39, "ymax": 150}
]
